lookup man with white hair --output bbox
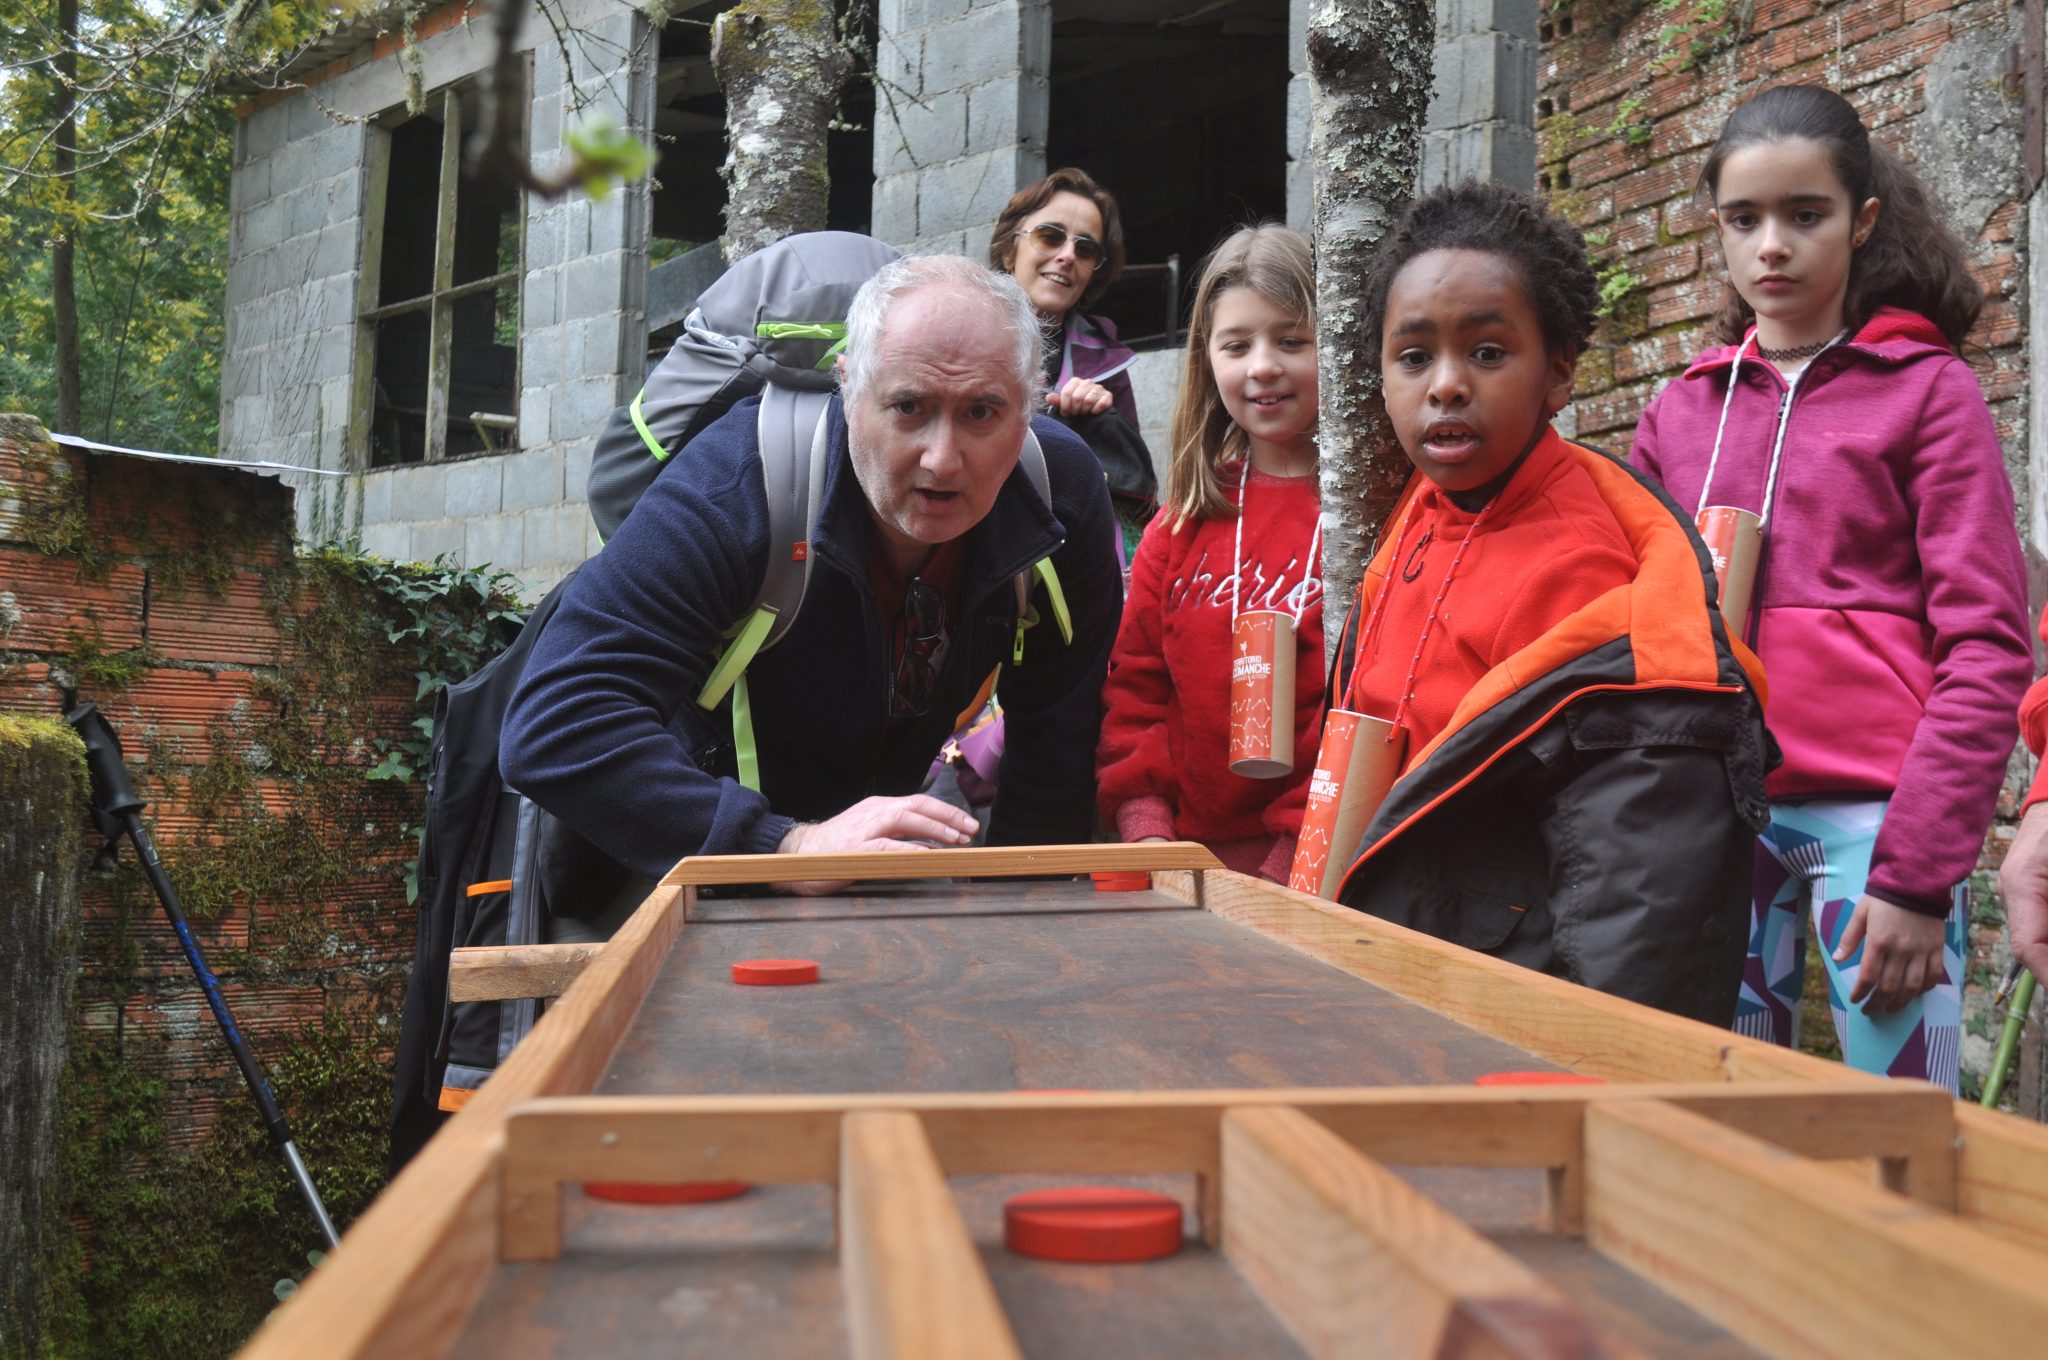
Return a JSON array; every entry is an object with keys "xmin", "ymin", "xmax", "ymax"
[{"xmin": 500, "ymin": 254, "xmax": 1123, "ymax": 893}]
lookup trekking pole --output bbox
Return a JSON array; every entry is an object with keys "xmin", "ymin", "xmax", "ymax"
[
  {"xmin": 1981, "ymin": 959, "xmax": 2037, "ymax": 1110},
  {"xmin": 63, "ymin": 697, "xmax": 341, "ymax": 1250}
]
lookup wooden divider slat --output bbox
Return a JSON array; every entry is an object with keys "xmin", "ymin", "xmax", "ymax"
[
  {"xmin": 660, "ymin": 840, "xmax": 1220, "ymax": 887},
  {"xmin": 1222, "ymin": 1106, "xmax": 1641, "ymax": 1359},
  {"xmin": 449, "ymin": 942, "xmax": 606, "ymax": 1002},
  {"xmin": 1584, "ymin": 1099, "xmax": 2048, "ymax": 1359},
  {"xmin": 840, "ymin": 1111, "xmax": 1024, "ymax": 1360}
]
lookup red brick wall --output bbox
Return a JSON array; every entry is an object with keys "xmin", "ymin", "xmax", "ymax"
[
  {"xmin": 0, "ymin": 417, "xmax": 422, "ymax": 1152},
  {"xmin": 1540, "ymin": 0, "xmax": 2026, "ymax": 455}
]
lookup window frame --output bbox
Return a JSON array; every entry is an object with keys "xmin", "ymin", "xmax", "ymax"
[{"xmin": 351, "ymin": 81, "xmax": 527, "ymax": 469}]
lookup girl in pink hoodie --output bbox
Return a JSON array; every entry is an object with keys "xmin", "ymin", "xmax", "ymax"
[{"xmin": 1632, "ymin": 85, "xmax": 2030, "ymax": 1092}]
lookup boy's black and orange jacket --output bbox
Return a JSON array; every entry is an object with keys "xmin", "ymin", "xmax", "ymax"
[{"xmin": 1329, "ymin": 437, "xmax": 1774, "ymax": 1026}]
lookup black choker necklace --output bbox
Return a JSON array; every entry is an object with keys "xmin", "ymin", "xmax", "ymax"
[{"xmin": 1756, "ymin": 337, "xmax": 1830, "ymax": 362}]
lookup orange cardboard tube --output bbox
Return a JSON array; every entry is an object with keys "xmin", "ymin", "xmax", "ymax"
[
  {"xmin": 1696, "ymin": 505, "xmax": 1763, "ymax": 632},
  {"xmin": 1228, "ymin": 610, "xmax": 1298, "ymax": 779},
  {"xmin": 1287, "ymin": 710, "xmax": 1406, "ymax": 899}
]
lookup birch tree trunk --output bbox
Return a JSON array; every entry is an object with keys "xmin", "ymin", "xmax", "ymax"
[
  {"xmin": 1309, "ymin": 0, "xmax": 1435, "ymax": 658},
  {"xmin": 52, "ymin": 0, "xmax": 81, "ymax": 433},
  {"xmin": 711, "ymin": 0, "xmax": 855, "ymax": 264}
]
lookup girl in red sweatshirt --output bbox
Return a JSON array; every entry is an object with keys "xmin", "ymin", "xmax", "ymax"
[
  {"xmin": 1096, "ymin": 225, "xmax": 1323, "ymax": 881},
  {"xmin": 1632, "ymin": 86, "xmax": 2029, "ymax": 1090}
]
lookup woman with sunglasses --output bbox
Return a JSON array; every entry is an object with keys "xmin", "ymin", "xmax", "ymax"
[{"xmin": 989, "ymin": 168, "xmax": 1157, "ymax": 558}]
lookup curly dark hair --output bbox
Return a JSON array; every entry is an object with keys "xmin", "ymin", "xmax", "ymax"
[{"xmin": 1360, "ymin": 180, "xmax": 1600, "ymax": 365}]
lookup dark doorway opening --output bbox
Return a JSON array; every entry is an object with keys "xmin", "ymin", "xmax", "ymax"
[{"xmin": 1047, "ymin": 0, "xmax": 1290, "ymax": 348}]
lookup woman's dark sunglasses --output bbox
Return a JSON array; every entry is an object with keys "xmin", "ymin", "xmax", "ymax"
[
  {"xmin": 1018, "ymin": 221, "xmax": 1105, "ymax": 267},
  {"xmin": 890, "ymin": 576, "xmax": 951, "ymax": 719}
]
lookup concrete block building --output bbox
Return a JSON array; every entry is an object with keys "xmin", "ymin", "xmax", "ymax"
[{"xmin": 221, "ymin": 0, "xmax": 1537, "ymax": 592}]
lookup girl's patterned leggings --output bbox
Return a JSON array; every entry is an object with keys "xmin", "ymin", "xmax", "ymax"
[{"xmin": 1734, "ymin": 798, "xmax": 1965, "ymax": 1093}]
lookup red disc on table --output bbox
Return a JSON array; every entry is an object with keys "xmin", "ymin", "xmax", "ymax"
[
  {"xmin": 1004, "ymin": 1186, "xmax": 1184, "ymax": 1263},
  {"xmin": 731, "ymin": 957, "xmax": 820, "ymax": 985},
  {"xmin": 1091, "ymin": 871, "xmax": 1150, "ymax": 892},
  {"xmin": 583, "ymin": 1180, "xmax": 750, "ymax": 1204},
  {"xmin": 1474, "ymin": 1071, "xmax": 1606, "ymax": 1087}
]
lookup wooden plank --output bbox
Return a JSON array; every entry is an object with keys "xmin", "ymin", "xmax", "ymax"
[
  {"xmin": 661, "ymin": 840, "xmax": 1220, "ymax": 888},
  {"xmin": 839, "ymin": 1110, "xmax": 1023, "ymax": 1360},
  {"xmin": 1221, "ymin": 1106, "xmax": 1638, "ymax": 1359},
  {"xmin": 1583, "ymin": 1099, "xmax": 2048, "ymax": 1359},
  {"xmin": 450, "ymin": 943, "xmax": 605, "ymax": 1002},
  {"xmin": 492, "ymin": 1080, "xmax": 1938, "ymax": 1253},
  {"xmin": 1955, "ymin": 1103, "xmax": 2048, "ymax": 1245},
  {"xmin": 239, "ymin": 883, "xmax": 693, "ymax": 1360},
  {"xmin": 1172, "ymin": 870, "xmax": 1840, "ymax": 1085}
]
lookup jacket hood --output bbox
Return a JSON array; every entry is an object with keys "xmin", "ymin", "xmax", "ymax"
[
  {"xmin": 1679, "ymin": 306, "xmax": 1953, "ymax": 380},
  {"xmin": 1063, "ymin": 311, "xmax": 1138, "ymax": 385},
  {"xmin": 1351, "ymin": 430, "xmax": 1766, "ymax": 776}
]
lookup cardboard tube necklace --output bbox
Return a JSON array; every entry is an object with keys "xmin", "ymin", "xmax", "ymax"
[
  {"xmin": 1693, "ymin": 329, "xmax": 1844, "ymax": 631},
  {"xmin": 1227, "ymin": 458, "xmax": 1322, "ymax": 778},
  {"xmin": 1287, "ymin": 492, "xmax": 1437, "ymax": 899}
]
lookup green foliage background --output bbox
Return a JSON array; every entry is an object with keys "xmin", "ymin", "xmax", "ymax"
[{"xmin": 0, "ymin": 0, "xmax": 345, "ymax": 452}]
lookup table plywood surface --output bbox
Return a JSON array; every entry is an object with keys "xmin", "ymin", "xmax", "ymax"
[{"xmin": 602, "ymin": 880, "xmax": 1554, "ymax": 1097}]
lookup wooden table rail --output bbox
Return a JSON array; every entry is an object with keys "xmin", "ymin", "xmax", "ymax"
[{"xmin": 658, "ymin": 840, "xmax": 1222, "ymax": 888}]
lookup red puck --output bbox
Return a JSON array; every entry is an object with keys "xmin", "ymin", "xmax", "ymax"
[
  {"xmin": 731, "ymin": 958, "xmax": 820, "ymax": 985},
  {"xmin": 583, "ymin": 1180, "xmax": 750, "ymax": 1204},
  {"xmin": 1474, "ymin": 1071, "xmax": 1606, "ymax": 1087},
  {"xmin": 1004, "ymin": 1186, "xmax": 1184, "ymax": 1263},
  {"xmin": 1091, "ymin": 871, "xmax": 1150, "ymax": 892}
]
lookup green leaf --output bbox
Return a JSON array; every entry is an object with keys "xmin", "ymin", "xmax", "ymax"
[
  {"xmin": 565, "ymin": 111, "xmax": 656, "ymax": 203},
  {"xmin": 365, "ymin": 752, "xmax": 413, "ymax": 782}
]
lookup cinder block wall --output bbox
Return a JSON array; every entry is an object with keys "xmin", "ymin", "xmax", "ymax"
[
  {"xmin": 220, "ymin": 0, "xmax": 642, "ymax": 595},
  {"xmin": 871, "ymin": 0, "xmax": 1052, "ymax": 254}
]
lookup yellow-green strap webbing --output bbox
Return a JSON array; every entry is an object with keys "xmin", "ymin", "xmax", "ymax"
[
  {"xmin": 695, "ymin": 606, "xmax": 779, "ymax": 793},
  {"xmin": 732, "ymin": 673, "xmax": 761, "ymax": 791},
  {"xmin": 628, "ymin": 389, "xmax": 669, "ymax": 462}
]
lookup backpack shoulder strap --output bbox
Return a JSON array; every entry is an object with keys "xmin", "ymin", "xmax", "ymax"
[
  {"xmin": 695, "ymin": 385, "xmax": 835, "ymax": 709},
  {"xmin": 1017, "ymin": 426, "xmax": 1048, "ymax": 507},
  {"xmin": 1006, "ymin": 429, "xmax": 1074, "ymax": 660},
  {"xmin": 753, "ymin": 384, "xmax": 835, "ymax": 651}
]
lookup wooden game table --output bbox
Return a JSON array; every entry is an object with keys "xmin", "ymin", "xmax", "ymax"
[{"xmin": 240, "ymin": 845, "xmax": 2048, "ymax": 1359}]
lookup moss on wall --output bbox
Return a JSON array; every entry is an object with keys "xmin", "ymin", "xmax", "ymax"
[
  {"xmin": 23, "ymin": 539, "xmax": 521, "ymax": 1358},
  {"xmin": 37, "ymin": 1013, "xmax": 392, "ymax": 1360}
]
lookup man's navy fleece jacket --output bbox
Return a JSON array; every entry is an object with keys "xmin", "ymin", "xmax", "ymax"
[{"xmin": 499, "ymin": 395, "xmax": 1123, "ymax": 880}]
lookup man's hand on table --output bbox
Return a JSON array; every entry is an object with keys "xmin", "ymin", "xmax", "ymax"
[{"xmin": 773, "ymin": 795, "xmax": 979, "ymax": 896}]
